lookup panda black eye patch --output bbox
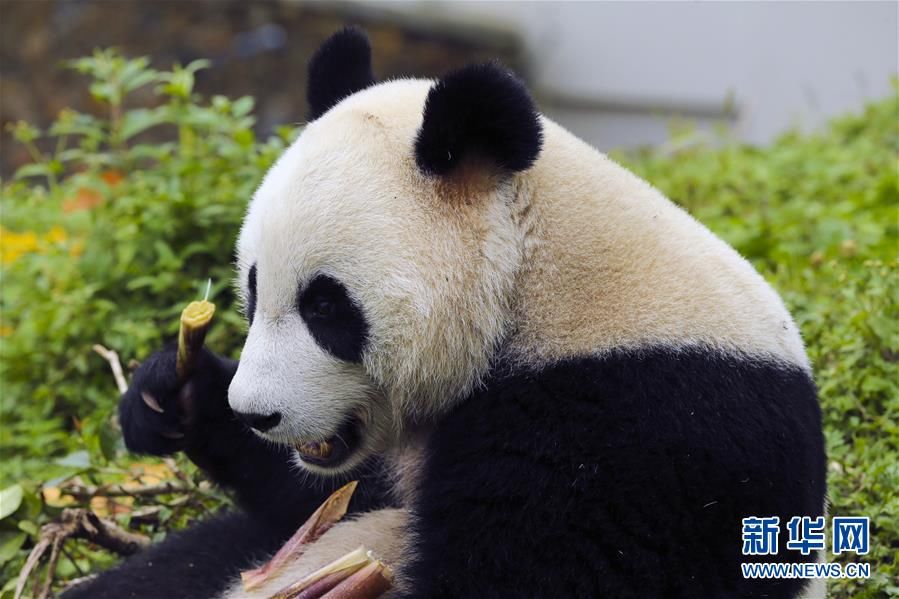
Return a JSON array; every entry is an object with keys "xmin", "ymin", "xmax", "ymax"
[
  {"xmin": 298, "ymin": 275, "xmax": 369, "ymax": 363},
  {"xmin": 246, "ymin": 263, "xmax": 258, "ymax": 326}
]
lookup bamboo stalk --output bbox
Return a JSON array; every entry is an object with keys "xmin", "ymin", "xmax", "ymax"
[
  {"xmin": 265, "ymin": 550, "xmax": 392, "ymax": 599},
  {"xmin": 242, "ymin": 481, "xmax": 358, "ymax": 591},
  {"xmin": 176, "ymin": 280, "xmax": 215, "ymax": 382},
  {"xmin": 321, "ymin": 559, "xmax": 392, "ymax": 599},
  {"xmin": 268, "ymin": 546, "xmax": 371, "ymax": 599}
]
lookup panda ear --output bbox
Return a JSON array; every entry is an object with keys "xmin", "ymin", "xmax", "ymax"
[
  {"xmin": 307, "ymin": 27, "xmax": 376, "ymax": 121},
  {"xmin": 415, "ymin": 62, "xmax": 543, "ymax": 177}
]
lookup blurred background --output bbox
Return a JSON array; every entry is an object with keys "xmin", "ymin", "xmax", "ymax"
[{"xmin": 2, "ymin": 0, "xmax": 896, "ymax": 175}]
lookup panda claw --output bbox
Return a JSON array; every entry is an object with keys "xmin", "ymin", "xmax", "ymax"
[{"xmin": 141, "ymin": 391, "xmax": 165, "ymax": 413}]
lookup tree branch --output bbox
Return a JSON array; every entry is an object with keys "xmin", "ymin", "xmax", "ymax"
[
  {"xmin": 66, "ymin": 508, "xmax": 150, "ymax": 555},
  {"xmin": 92, "ymin": 344, "xmax": 128, "ymax": 394},
  {"xmin": 62, "ymin": 480, "xmax": 192, "ymax": 499},
  {"xmin": 15, "ymin": 508, "xmax": 150, "ymax": 599}
]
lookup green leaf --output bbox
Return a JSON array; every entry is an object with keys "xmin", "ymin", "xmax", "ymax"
[
  {"xmin": 0, "ymin": 533, "xmax": 27, "ymax": 565},
  {"xmin": 48, "ymin": 110, "xmax": 103, "ymax": 137},
  {"xmin": 183, "ymin": 58, "xmax": 211, "ymax": 74},
  {"xmin": 12, "ymin": 163, "xmax": 53, "ymax": 180},
  {"xmin": 232, "ymin": 96, "xmax": 254, "ymax": 117},
  {"xmin": 41, "ymin": 474, "xmax": 74, "ymax": 490},
  {"xmin": 7, "ymin": 121, "xmax": 40, "ymax": 143},
  {"xmin": 98, "ymin": 424, "xmax": 119, "ymax": 463},
  {"xmin": 120, "ymin": 108, "xmax": 168, "ymax": 141},
  {"xmin": 0, "ymin": 485, "xmax": 23, "ymax": 520},
  {"xmin": 121, "ymin": 65, "xmax": 158, "ymax": 94},
  {"xmin": 54, "ymin": 451, "xmax": 91, "ymax": 469},
  {"xmin": 16, "ymin": 521, "xmax": 37, "ymax": 536},
  {"xmin": 89, "ymin": 81, "xmax": 118, "ymax": 104}
]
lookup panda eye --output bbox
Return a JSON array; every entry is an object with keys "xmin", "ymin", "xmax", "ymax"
[
  {"xmin": 309, "ymin": 297, "xmax": 335, "ymax": 319},
  {"xmin": 298, "ymin": 275, "xmax": 369, "ymax": 362}
]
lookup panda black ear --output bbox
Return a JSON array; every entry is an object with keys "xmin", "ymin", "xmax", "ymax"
[
  {"xmin": 415, "ymin": 62, "xmax": 543, "ymax": 177},
  {"xmin": 307, "ymin": 27, "xmax": 375, "ymax": 121}
]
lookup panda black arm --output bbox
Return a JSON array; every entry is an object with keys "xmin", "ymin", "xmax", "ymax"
[
  {"xmin": 61, "ymin": 511, "xmax": 283, "ymax": 599},
  {"xmin": 398, "ymin": 349, "xmax": 825, "ymax": 599},
  {"xmin": 119, "ymin": 345, "xmax": 394, "ymax": 534}
]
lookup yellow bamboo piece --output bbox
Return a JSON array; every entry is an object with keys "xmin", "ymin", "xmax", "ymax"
[
  {"xmin": 176, "ymin": 282, "xmax": 216, "ymax": 382},
  {"xmin": 267, "ymin": 546, "xmax": 372, "ymax": 599},
  {"xmin": 242, "ymin": 481, "xmax": 358, "ymax": 591}
]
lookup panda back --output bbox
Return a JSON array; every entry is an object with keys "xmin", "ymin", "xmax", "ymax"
[{"xmin": 507, "ymin": 118, "xmax": 808, "ymax": 372}]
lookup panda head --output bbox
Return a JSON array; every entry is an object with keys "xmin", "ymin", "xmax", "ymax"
[{"xmin": 228, "ymin": 28, "xmax": 542, "ymax": 474}]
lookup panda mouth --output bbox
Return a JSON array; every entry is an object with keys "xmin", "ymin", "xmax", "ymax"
[{"xmin": 293, "ymin": 416, "xmax": 363, "ymax": 467}]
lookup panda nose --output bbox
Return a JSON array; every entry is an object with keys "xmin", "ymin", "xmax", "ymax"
[{"xmin": 234, "ymin": 411, "xmax": 282, "ymax": 432}]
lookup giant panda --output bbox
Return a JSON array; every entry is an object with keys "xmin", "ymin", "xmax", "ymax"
[{"xmin": 65, "ymin": 28, "xmax": 826, "ymax": 599}]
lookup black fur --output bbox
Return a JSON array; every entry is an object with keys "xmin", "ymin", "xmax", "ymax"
[
  {"xmin": 398, "ymin": 348, "xmax": 826, "ymax": 598},
  {"xmin": 246, "ymin": 262, "xmax": 257, "ymax": 325},
  {"xmin": 69, "ymin": 346, "xmax": 395, "ymax": 598},
  {"xmin": 414, "ymin": 62, "xmax": 543, "ymax": 176},
  {"xmin": 307, "ymin": 27, "xmax": 375, "ymax": 121},
  {"xmin": 298, "ymin": 274, "xmax": 369, "ymax": 363}
]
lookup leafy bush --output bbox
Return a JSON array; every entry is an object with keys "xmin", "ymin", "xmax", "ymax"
[
  {"xmin": 1, "ymin": 50, "xmax": 293, "ymax": 481},
  {"xmin": 1, "ymin": 50, "xmax": 290, "ymax": 597},
  {"xmin": 0, "ymin": 52, "xmax": 896, "ymax": 597}
]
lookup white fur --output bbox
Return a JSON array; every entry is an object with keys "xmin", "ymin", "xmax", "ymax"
[
  {"xmin": 797, "ymin": 551, "xmax": 829, "ymax": 598},
  {"xmin": 505, "ymin": 118, "xmax": 808, "ymax": 369}
]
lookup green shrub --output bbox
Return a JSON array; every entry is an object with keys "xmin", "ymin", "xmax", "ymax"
[
  {"xmin": 0, "ymin": 51, "xmax": 895, "ymax": 597},
  {"xmin": 0, "ymin": 51, "xmax": 290, "ymax": 596},
  {"xmin": 1, "ymin": 50, "xmax": 293, "ymax": 481}
]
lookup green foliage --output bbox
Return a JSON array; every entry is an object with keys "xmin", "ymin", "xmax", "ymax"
[
  {"xmin": 1, "ymin": 50, "xmax": 293, "ymax": 480},
  {"xmin": 1, "ymin": 50, "xmax": 896, "ymax": 596},
  {"xmin": 0, "ymin": 50, "xmax": 290, "ymax": 597}
]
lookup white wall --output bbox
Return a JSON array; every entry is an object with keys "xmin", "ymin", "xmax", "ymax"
[{"xmin": 368, "ymin": 1, "xmax": 898, "ymax": 150}]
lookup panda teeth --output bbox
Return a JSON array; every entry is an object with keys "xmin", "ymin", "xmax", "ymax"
[{"xmin": 298, "ymin": 439, "xmax": 333, "ymax": 459}]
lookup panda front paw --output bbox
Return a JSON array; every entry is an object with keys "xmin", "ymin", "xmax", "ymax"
[{"xmin": 119, "ymin": 345, "xmax": 234, "ymax": 457}]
